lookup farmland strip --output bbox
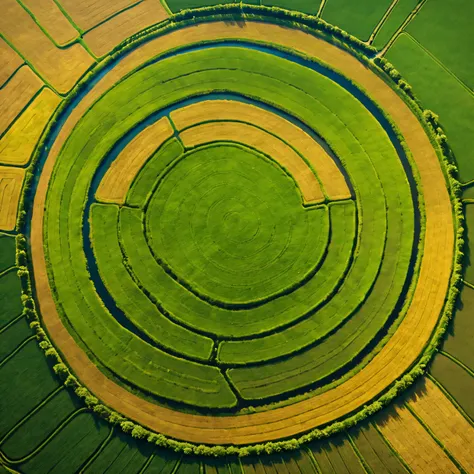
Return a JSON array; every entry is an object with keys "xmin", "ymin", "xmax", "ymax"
[
  {"xmin": 180, "ymin": 121, "xmax": 324, "ymax": 204},
  {"xmin": 0, "ymin": 66, "xmax": 43, "ymax": 138},
  {"xmin": 377, "ymin": 405, "xmax": 458, "ymax": 473},
  {"xmin": 0, "ymin": 88, "xmax": 61, "ymax": 166},
  {"xmin": 0, "ymin": 0, "xmax": 94, "ymax": 94},
  {"xmin": 0, "ymin": 167, "xmax": 25, "ymax": 231},
  {"xmin": 83, "ymin": 0, "xmax": 169, "ymax": 57},
  {"xmin": 171, "ymin": 100, "xmax": 350, "ymax": 201},
  {"xmin": 57, "ymin": 0, "xmax": 140, "ymax": 31},
  {"xmin": 31, "ymin": 21, "xmax": 453, "ymax": 444},
  {"xmin": 96, "ymin": 117, "xmax": 174, "ymax": 204},
  {"xmin": 91, "ymin": 203, "xmax": 214, "ymax": 361},
  {"xmin": 20, "ymin": 0, "xmax": 79, "ymax": 46}
]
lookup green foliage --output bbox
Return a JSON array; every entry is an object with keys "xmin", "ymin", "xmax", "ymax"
[{"xmin": 10, "ymin": 6, "xmax": 462, "ymax": 458}]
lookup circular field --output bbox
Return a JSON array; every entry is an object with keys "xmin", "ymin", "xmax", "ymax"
[{"xmin": 30, "ymin": 19, "xmax": 455, "ymax": 446}]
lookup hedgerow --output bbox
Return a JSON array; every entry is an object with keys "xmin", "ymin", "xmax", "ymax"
[{"xmin": 14, "ymin": 5, "xmax": 463, "ymax": 457}]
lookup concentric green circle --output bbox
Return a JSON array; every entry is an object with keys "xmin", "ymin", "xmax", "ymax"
[
  {"xmin": 145, "ymin": 143, "xmax": 329, "ymax": 305},
  {"xmin": 41, "ymin": 40, "xmax": 423, "ymax": 420}
]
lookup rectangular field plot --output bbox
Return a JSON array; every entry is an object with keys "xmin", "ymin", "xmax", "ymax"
[
  {"xmin": 0, "ymin": 38, "xmax": 23, "ymax": 86},
  {"xmin": 204, "ymin": 458, "xmax": 243, "ymax": 474},
  {"xmin": 96, "ymin": 117, "xmax": 174, "ymax": 204},
  {"xmin": 351, "ymin": 422, "xmax": 409, "ymax": 473},
  {"xmin": 143, "ymin": 450, "xmax": 181, "ymax": 474},
  {"xmin": 0, "ymin": 269, "xmax": 22, "ymax": 327},
  {"xmin": 405, "ymin": 0, "xmax": 474, "ymax": 90},
  {"xmin": 377, "ymin": 405, "xmax": 458, "ymax": 473},
  {"xmin": 1, "ymin": 387, "xmax": 83, "ymax": 460},
  {"xmin": 58, "ymin": 0, "xmax": 140, "ymax": 31},
  {"xmin": 373, "ymin": 0, "xmax": 419, "ymax": 49},
  {"xmin": 309, "ymin": 435, "xmax": 366, "ymax": 474},
  {"xmin": 0, "ymin": 166, "xmax": 25, "ymax": 231},
  {"xmin": 0, "ymin": 88, "xmax": 60, "ymax": 166},
  {"xmin": 83, "ymin": 0, "xmax": 169, "ymax": 57},
  {"xmin": 19, "ymin": 414, "xmax": 109, "ymax": 474},
  {"xmin": 82, "ymin": 428, "xmax": 153, "ymax": 473},
  {"xmin": 429, "ymin": 353, "xmax": 474, "ymax": 420},
  {"xmin": 463, "ymin": 204, "xmax": 474, "ymax": 284},
  {"xmin": 385, "ymin": 33, "xmax": 474, "ymax": 183},
  {"xmin": 0, "ymin": 316, "xmax": 31, "ymax": 361},
  {"xmin": 0, "ymin": 232, "xmax": 16, "ymax": 273},
  {"xmin": 262, "ymin": 0, "xmax": 322, "ymax": 15},
  {"xmin": 0, "ymin": 340, "xmax": 59, "ymax": 437},
  {"xmin": 127, "ymin": 138, "xmax": 184, "ymax": 207},
  {"xmin": 322, "ymin": 0, "xmax": 393, "ymax": 41},
  {"xmin": 441, "ymin": 284, "xmax": 474, "ymax": 371},
  {"xmin": 0, "ymin": 0, "xmax": 94, "ymax": 94},
  {"xmin": 22, "ymin": 0, "xmax": 79, "ymax": 45},
  {"xmin": 407, "ymin": 378, "xmax": 474, "ymax": 473},
  {"xmin": 0, "ymin": 66, "xmax": 43, "ymax": 137}
]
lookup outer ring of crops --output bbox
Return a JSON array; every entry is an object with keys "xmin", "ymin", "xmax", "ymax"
[{"xmin": 23, "ymin": 7, "xmax": 462, "ymax": 452}]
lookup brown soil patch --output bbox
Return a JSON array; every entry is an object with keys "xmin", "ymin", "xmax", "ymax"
[
  {"xmin": 96, "ymin": 117, "xmax": 173, "ymax": 204},
  {"xmin": 0, "ymin": 166, "xmax": 25, "ymax": 231},
  {"xmin": 22, "ymin": 0, "xmax": 79, "ymax": 45},
  {"xmin": 83, "ymin": 0, "xmax": 169, "ymax": 57},
  {"xmin": 180, "ymin": 121, "xmax": 325, "ymax": 204},
  {"xmin": 378, "ymin": 405, "xmax": 457, "ymax": 473},
  {"xmin": 30, "ymin": 21, "xmax": 454, "ymax": 445},
  {"xmin": 0, "ymin": 88, "xmax": 61, "ymax": 166},
  {"xmin": 0, "ymin": 38, "xmax": 23, "ymax": 87},
  {"xmin": 172, "ymin": 100, "xmax": 350, "ymax": 201},
  {"xmin": 0, "ymin": 0, "xmax": 94, "ymax": 94}
]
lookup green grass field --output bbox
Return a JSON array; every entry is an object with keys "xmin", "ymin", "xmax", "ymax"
[
  {"xmin": 385, "ymin": 33, "xmax": 474, "ymax": 183},
  {"xmin": 322, "ymin": 0, "xmax": 393, "ymax": 41},
  {"xmin": 405, "ymin": 0, "xmax": 474, "ymax": 91}
]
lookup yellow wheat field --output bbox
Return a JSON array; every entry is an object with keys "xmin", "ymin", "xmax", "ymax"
[
  {"xmin": 30, "ymin": 22, "xmax": 455, "ymax": 445},
  {"xmin": 0, "ymin": 66, "xmax": 43, "ymax": 136},
  {"xmin": 0, "ymin": 0, "xmax": 94, "ymax": 94},
  {"xmin": 180, "ymin": 121, "xmax": 325, "ymax": 204},
  {"xmin": 0, "ymin": 166, "xmax": 25, "ymax": 231},
  {"xmin": 172, "ymin": 100, "xmax": 350, "ymax": 201},
  {"xmin": 407, "ymin": 378, "xmax": 474, "ymax": 472},
  {"xmin": 378, "ymin": 405, "xmax": 458, "ymax": 473},
  {"xmin": 59, "ymin": 0, "xmax": 138, "ymax": 31},
  {"xmin": 83, "ymin": 0, "xmax": 169, "ymax": 57},
  {"xmin": 22, "ymin": 0, "xmax": 78, "ymax": 45},
  {"xmin": 0, "ymin": 38, "xmax": 23, "ymax": 86},
  {"xmin": 96, "ymin": 117, "xmax": 174, "ymax": 204},
  {"xmin": 0, "ymin": 88, "xmax": 60, "ymax": 166}
]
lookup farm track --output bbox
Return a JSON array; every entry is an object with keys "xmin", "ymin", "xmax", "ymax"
[{"xmin": 31, "ymin": 21, "xmax": 454, "ymax": 444}]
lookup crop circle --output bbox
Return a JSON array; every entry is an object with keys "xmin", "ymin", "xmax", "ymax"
[{"xmin": 29, "ymin": 17, "xmax": 456, "ymax": 448}]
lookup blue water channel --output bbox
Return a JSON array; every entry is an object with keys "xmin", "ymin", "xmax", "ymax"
[{"xmin": 28, "ymin": 35, "xmax": 421, "ymax": 364}]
